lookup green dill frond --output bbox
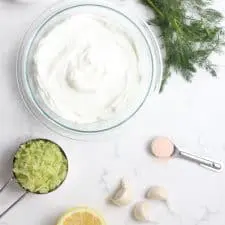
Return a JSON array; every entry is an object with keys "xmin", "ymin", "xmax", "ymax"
[{"xmin": 142, "ymin": 0, "xmax": 225, "ymax": 90}]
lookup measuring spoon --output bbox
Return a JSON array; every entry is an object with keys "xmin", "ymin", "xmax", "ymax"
[{"xmin": 150, "ymin": 137, "xmax": 222, "ymax": 172}]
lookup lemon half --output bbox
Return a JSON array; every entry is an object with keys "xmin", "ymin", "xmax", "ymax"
[{"xmin": 57, "ymin": 207, "xmax": 106, "ymax": 225}]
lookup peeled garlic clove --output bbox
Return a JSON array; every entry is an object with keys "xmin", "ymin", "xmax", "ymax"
[
  {"xmin": 146, "ymin": 186, "xmax": 175, "ymax": 214},
  {"xmin": 110, "ymin": 179, "xmax": 132, "ymax": 206},
  {"xmin": 133, "ymin": 201, "xmax": 153, "ymax": 222},
  {"xmin": 146, "ymin": 186, "xmax": 168, "ymax": 201}
]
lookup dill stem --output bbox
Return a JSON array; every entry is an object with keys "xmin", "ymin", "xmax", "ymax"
[{"xmin": 145, "ymin": 0, "xmax": 164, "ymax": 18}]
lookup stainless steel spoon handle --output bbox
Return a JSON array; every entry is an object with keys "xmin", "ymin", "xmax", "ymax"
[{"xmin": 178, "ymin": 151, "xmax": 222, "ymax": 171}]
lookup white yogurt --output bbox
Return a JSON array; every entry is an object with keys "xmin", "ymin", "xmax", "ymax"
[{"xmin": 33, "ymin": 14, "xmax": 142, "ymax": 123}]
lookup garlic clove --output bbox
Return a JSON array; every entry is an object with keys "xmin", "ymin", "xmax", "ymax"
[
  {"xmin": 146, "ymin": 186, "xmax": 176, "ymax": 215},
  {"xmin": 133, "ymin": 201, "xmax": 151, "ymax": 222},
  {"xmin": 133, "ymin": 201, "xmax": 159, "ymax": 223},
  {"xmin": 109, "ymin": 179, "xmax": 132, "ymax": 206},
  {"xmin": 146, "ymin": 186, "xmax": 168, "ymax": 201}
]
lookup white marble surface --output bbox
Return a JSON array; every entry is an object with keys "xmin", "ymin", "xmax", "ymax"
[{"xmin": 1, "ymin": 0, "xmax": 225, "ymax": 225}]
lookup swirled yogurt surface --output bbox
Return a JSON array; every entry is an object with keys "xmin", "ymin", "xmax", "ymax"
[{"xmin": 33, "ymin": 14, "xmax": 142, "ymax": 123}]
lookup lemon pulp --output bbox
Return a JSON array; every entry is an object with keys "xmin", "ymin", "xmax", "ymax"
[{"xmin": 57, "ymin": 207, "xmax": 106, "ymax": 225}]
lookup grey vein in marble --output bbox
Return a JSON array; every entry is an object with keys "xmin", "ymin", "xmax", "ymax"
[
  {"xmin": 195, "ymin": 207, "xmax": 220, "ymax": 225},
  {"xmin": 99, "ymin": 169, "xmax": 110, "ymax": 193}
]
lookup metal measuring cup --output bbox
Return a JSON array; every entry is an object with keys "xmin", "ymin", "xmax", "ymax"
[{"xmin": 0, "ymin": 139, "xmax": 69, "ymax": 219}]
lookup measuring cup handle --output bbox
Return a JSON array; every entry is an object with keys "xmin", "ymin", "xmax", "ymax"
[
  {"xmin": 0, "ymin": 177, "xmax": 28, "ymax": 219},
  {"xmin": 178, "ymin": 151, "xmax": 223, "ymax": 171},
  {"xmin": 0, "ymin": 177, "xmax": 13, "ymax": 193},
  {"xmin": 0, "ymin": 191, "xmax": 27, "ymax": 219}
]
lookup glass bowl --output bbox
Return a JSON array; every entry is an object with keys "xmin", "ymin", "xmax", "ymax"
[{"xmin": 17, "ymin": 0, "xmax": 163, "ymax": 139}]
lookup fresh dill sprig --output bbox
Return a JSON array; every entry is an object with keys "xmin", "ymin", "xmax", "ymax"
[{"xmin": 142, "ymin": 0, "xmax": 225, "ymax": 91}]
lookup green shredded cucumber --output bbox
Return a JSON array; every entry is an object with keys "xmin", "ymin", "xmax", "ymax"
[{"xmin": 13, "ymin": 139, "xmax": 68, "ymax": 194}]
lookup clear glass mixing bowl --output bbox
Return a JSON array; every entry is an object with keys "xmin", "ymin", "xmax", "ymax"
[{"xmin": 17, "ymin": 0, "xmax": 163, "ymax": 138}]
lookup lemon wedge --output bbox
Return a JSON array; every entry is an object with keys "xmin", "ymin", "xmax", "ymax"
[{"xmin": 57, "ymin": 207, "xmax": 106, "ymax": 225}]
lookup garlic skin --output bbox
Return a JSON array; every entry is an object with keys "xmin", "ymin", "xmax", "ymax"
[
  {"xmin": 133, "ymin": 201, "xmax": 151, "ymax": 222},
  {"xmin": 146, "ymin": 186, "xmax": 168, "ymax": 201},
  {"xmin": 110, "ymin": 179, "xmax": 132, "ymax": 206}
]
